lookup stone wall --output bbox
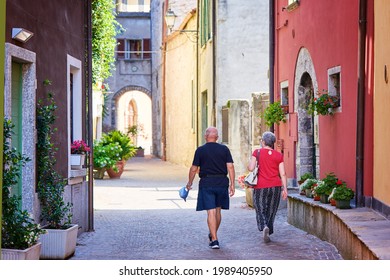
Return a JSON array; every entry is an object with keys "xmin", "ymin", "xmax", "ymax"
[{"xmin": 288, "ymin": 194, "xmax": 378, "ymax": 259}]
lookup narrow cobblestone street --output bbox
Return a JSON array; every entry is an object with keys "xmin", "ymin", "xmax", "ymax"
[{"xmin": 71, "ymin": 156, "xmax": 342, "ymax": 260}]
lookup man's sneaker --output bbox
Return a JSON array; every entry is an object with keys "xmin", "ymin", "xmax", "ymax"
[
  {"xmin": 208, "ymin": 233, "xmax": 212, "ymax": 242},
  {"xmin": 263, "ymin": 227, "xmax": 270, "ymax": 243},
  {"xmin": 209, "ymin": 240, "xmax": 220, "ymax": 249}
]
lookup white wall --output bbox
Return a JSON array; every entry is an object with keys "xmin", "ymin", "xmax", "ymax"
[{"xmin": 215, "ymin": 0, "xmax": 269, "ymax": 131}]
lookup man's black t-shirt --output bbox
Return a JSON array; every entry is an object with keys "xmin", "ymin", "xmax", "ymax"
[{"xmin": 192, "ymin": 142, "xmax": 234, "ymax": 187}]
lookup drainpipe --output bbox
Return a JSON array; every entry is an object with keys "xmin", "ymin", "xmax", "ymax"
[
  {"xmin": 161, "ymin": 2, "xmax": 168, "ymax": 161},
  {"xmin": 269, "ymin": 0, "xmax": 275, "ymax": 133},
  {"xmin": 196, "ymin": 0, "xmax": 200, "ymax": 147},
  {"xmin": 212, "ymin": 0, "xmax": 216, "ymax": 127},
  {"xmin": 85, "ymin": 0, "xmax": 94, "ymax": 231},
  {"xmin": 0, "ymin": 0, "xmax": 6, "ymax": 251},
  {"xmin": 356, "ymin": 0, "xmax": 367, "ymax": 207}
]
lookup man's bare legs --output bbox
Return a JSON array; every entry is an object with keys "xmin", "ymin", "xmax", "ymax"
[{"xmin": 207, "ymin": 207, "xmax": 222, "ymax": 241}]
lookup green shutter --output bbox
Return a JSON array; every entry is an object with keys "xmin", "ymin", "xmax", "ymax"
[{"xmin": 11, "ymin": 62, "xmax": 23, "ymax": 198}]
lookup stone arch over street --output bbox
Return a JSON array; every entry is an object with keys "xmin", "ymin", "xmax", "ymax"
[
  {"xmin": 294, "ymin": 48, "xmax": 320, "ymax": 179},
  {"xmin": 109, "ymin": 85, "xmax": 152, "ymax": 155}
]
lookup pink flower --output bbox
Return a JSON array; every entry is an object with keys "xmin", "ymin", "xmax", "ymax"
[{"xmin": 71, "ymin": 140, "xmax": 90, "ymax": 154}]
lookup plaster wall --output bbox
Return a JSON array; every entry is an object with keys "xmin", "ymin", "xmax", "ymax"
[
  {"xmin": 150, "ymin": 0, "xmax": 197, "ymax": 158},
  {"xmin": 215, "ymin": 0, "xmax": 269, "ymax": 134},
  {"xmin": 165, "ymin": 14, "xmax": 197, "ymax": 166},
  {"xmin": 373, "ymin": 0, "xmax": 390, "ymax": 206}
]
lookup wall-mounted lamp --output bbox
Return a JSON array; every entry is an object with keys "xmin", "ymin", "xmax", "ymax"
[
  {"xmin": 164, "ymin": 8, "xmax": 177, "ymax": 32},
  {"xmin": 12, "ymin": 28, "xmax": 34, "ymax": 43},
  {"xmin": 164, "ymin": 8, "xmax": 197, "ymax": 34}
]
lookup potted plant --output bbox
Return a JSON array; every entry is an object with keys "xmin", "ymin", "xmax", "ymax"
[
  {"xmin": 308, "ymin": 89, "xmax": 339, "ymax": 116},
  {"xmin": 262, "ymin": 101, "xmax": 287, "ymax": 127},
  {"xmin": 92, "ymin": 140, "xmax": 122, "ymax": 179},
  {"xmin": 100, "ymin": 130, "xmax": 137, "ymax": 178},
  {"xmin": 332, "ymin": 185, "xmax": 355, "ymax": 209},
  {"xmin": 298, "ymin": 173, "xmax": 315, "ymax": 195},
  {"xmin": 299, "ymin": 178, "xmax": 318, "ymax": 198},
  {"xmin": 237, "ymin": 173, "xmax": 254, "ymax": 208},
  {"xmin": 135, "ymin": 146, "xmax": 145, "ymax": 157},
  {"xmin": 70, "ymin": 140, "xmax": 90, "ymax": 169},
  {"xmin": 316, "ymin": 173, "xmax": 339, "ymax": 203},
  {"xmin": 36, "ymin": 85, "xmax": 78, "ymax": 259},
  {"xmin": 1, "ymin": 119, "xmax": 46, "ymax": 260}
]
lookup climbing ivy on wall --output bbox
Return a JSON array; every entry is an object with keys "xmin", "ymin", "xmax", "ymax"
[{"xmin": 92, "ymin": 0, "xmax": 123, "ymax": 85}]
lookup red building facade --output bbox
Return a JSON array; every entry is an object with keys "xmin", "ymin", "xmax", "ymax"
[{"xmin": 273, "ymin": 0, "xmax": 374, "ymax": 204}]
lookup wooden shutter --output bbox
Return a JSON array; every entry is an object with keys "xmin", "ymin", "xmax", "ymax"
[
  {"xmin": 143, "ymin": 39, "xmax": 151, "ymax": 59},
  {"xmin": 117, "ymin": 39, "xmax": 125, "ymax": 59}
]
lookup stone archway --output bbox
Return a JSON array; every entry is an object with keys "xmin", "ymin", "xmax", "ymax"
[
  {"xmin": 109, "ymin": 85, "xmax": 151, "ymax": 128},
  {"xmin": 294, "ymin": 48, "xmax": 320, "ymax": 179},
  {"xmin": 106, "ymin": 85, "xmax": 152, "ymax": 154}
]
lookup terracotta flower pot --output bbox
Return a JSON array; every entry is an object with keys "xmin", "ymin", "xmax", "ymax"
[{"xmin": 107, "ymin": 160, "xmax": 126, "ymax": 178}]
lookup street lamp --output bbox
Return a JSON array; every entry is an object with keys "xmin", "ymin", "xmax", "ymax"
[
  {"xmin": 164, "ymin": 8, "xmax": 198, "ymax": 34},
  {"xmin": 12, "ymin": 28, "xmax": 34, "ymax": 43},
  {"xmin": 164, "ymin": 8, "xmax": 177, "ymax": 32}
]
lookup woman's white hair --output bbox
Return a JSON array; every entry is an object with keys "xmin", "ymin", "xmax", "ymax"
[{"xmin": 262, "ymin": 131, "xmax": 276, "ymax": 147}]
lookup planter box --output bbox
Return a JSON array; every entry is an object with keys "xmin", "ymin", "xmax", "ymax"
[
  {"xmin": 1, "ymin": 242, "xmax": 42, "ymax": 260},
  {"xmin": 336, "ymin": 199, "xmax": 351, "ymax": 209},
  {"xmin": 135, "ymin": 148, "xmax": 144, "ymax": 157},
  {"xmin": 40, "ymin": 224, "xmax": 78, "ymax": 260},
  {"xmin": 70, "ymin": 154, "xmax": 85, "ymax": 170}
]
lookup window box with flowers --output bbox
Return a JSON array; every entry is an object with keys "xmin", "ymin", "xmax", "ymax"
[
  {"xmin": 308, "ymin": 89, "xmax": 340, "ymax": 116},
  {"xmin": 70, "ymin": 140, "xmax": 90, "ymax": 170}
]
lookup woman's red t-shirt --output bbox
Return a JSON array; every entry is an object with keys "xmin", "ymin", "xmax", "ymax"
[{"xmin": 252, "ymin": 148, "xmax": 283, "ymax": 189}]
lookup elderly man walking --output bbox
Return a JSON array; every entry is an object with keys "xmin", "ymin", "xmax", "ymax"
[{"xmin": 186, "ymin": 127, "xmax": 235, "ymax": 249}]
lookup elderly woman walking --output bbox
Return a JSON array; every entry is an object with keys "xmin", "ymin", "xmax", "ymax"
[{"xmin": 247, "ymin": 131, "xmax": 288, "ymax": 243}]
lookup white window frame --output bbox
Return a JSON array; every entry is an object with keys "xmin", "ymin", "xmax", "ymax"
[
  {"xmin": 328, "ymin": 66, "xmax": 342, "ymax": 113},
  {"xmin": 67, "ymin": 54, "xmax": 83, "ymax": 174},
  {"xmin": 117, "ymin": 0, "xmax": 150, "ymax": 13},
  {"xmin": 280, "ymin": 80, "xmax": 289, "ymax": 107}
]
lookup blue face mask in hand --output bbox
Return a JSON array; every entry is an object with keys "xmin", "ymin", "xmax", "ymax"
[{"xmin": 179, "ymin": 186, "xmax": 189, "ymax": 201}]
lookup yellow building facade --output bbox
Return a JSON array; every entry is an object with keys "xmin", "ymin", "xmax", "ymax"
[
  {"xmin": 165, "ymin": 11, "xmax": 198, "ymax": 166},
  {"xmin": 374, "ymin": 0, "xmax": 390, "ymax": 206}
]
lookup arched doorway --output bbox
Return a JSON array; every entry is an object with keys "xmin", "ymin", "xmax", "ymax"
[
  {"xmin": 110, "ymin": 86, "xmax": 152, "ymax": 155},
  {"xmin": 294, "ymin": 48, "xmax": 320, "ymax": 179},
  {"xmin": 297, "ymin": 73, "xmax": 316, "ymax": 177}
]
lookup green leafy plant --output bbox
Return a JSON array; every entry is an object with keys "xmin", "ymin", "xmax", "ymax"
[
  {"xmin": 332, "ymin": 185, "xmax": 355, "ymax": 201},
  {"xmin": 36, "ymin": 82, "xmax": 72, "ymax": 229},
  {"xmin": 299, "ymin": 178, "xmax": 318, "ymax": 191},
  {"xmin": 92, "ymin": 0, "xmax": 123, "ymax": 84},
  {"xmin": 298, "ymin": 172, "xmax": 315, "ymax": 184},
  {"xmin": 2, "ymin": 119, "xmax": 46, "ymax": 249},
  {"xmin": 308, "ymin": 89, "xmax": 339, "ymax": 116},
  {"xmin": 93, "ymin": 140, "xmax": 122, "ymax": 171},
  {"xmin": 100, "ymin": 130, "xmax": 137, "ymax": 161},
  {"xmin": 316, "ymin": 172, "xmax": 340, "ymax": 195},
  {"xmin": 262, "ymin": 101, "xmax": 287, "ymax": 127}
]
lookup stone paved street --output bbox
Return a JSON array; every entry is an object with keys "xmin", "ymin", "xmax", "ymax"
[{"xmin": 71, "ymin": 156, "xmax": 342, "ymax": 260}]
